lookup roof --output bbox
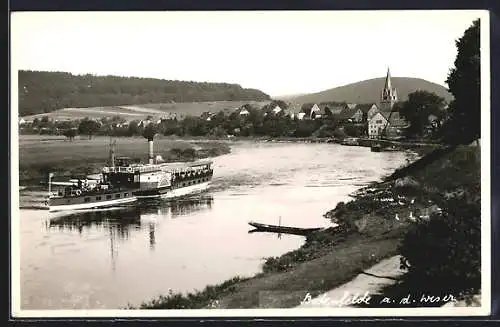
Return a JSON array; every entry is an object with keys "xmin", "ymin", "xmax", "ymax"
[
  {"xmin": 300, "ymin": 103, "xmax": 317, "ymax": 112},
  {"xmin": 337, "ymin": 107, "xmax": 361, "ymax": 120},
  {"xmin": 355, "ymin": 103, "xmax": 378, "ymax": 113},
  {"xmin": 375, "ymin": 111, "xmax": 408, "ymax": 127},
  {"xmin": 317, "ymin": 104, "xmax": 335, "ymax": 115}
]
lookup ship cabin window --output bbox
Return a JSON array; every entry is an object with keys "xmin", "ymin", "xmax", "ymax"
[
  {"xmin": 96, "ymin": 196, "xmax": 102, "ymax": 201},
  {"xmin": 124, "ymin": 193, "xmax": 128, "ymax": 197},
  {"xmin": 115, "ymin": 194, "xmax": 121, "ymax": 199},
  {"xmin": 106, "ymin": 195, "xmax": 112, "ymax": 200},
  {"xmin": 84, "ymin": 197, "xmax": 91, "ymax": 203}
]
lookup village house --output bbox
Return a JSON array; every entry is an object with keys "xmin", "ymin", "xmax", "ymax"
[
  {"xmin": 318, "ymin": 103, "xmax": 345, "ymax": 115},
  {"xmin": 284, "ymin": 103, "xmax": 301, "ymax": 119},
  {"xmin": 336, "ymin": 107, "xmax": 364, "ymax": 123},
  {"xmin": 115, "ymin": 121, "xmax": 130, "ymax": 128},
  {"xmin": 355, "ymin": 103, "xmax": 379, "ymax": 122},
  {"xmin": 272, "ymin": 105, "xmax": 282, "ymax": 114},
  {"xmin": 281, "ymin": 108, "xmax": 297, "ymax": 119},
  {"xmin": 317, "ymin": 104, "xmax": 334, "ymax": 118},
  {"xmin": 369, "ymin": 111, "xmax": 408, "ymax": 139},
  {"xmin": 423, "ymin": 113, "xmax": 442, "ymax": 136},
  {"xmin": 368, "ymin": 111, "xmax": 388, "ymax": 138},
  {"xmin": 300, "ymin": 103, "xmax": 321, "ymax": 119},
  {"xmin": 200, "ymin": 111, "xmax": 217, "ymax": 121},
  {"xmin": 238, "ymin": 107, "xmax": 250, "ymax": 116}
]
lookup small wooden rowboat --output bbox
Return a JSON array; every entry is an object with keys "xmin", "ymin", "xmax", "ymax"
[{"xmin": 248, "ymin": 221, "xmax": 323, "ymax": 236}]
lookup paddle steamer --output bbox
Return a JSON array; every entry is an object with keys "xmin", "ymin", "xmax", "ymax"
[{"xmin": 46, "ymin": 138, "xmax": 214, "ymax": 212}]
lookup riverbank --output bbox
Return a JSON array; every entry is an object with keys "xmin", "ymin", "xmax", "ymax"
[
  {"xmin": 135, "ymin": 143, "xmax": 480, "ymax": 309},
  {"xmin": 18, "ymin": 136, "xmax": 231, "ymax": 183}
]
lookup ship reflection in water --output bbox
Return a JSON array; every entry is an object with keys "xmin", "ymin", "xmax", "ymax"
[{"xmin": 46, "ymin": 196, "xmax": 214, "ymax": 269}]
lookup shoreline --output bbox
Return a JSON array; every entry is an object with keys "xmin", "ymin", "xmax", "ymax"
[
  {"xmin": 136, "ymin": 144, "xmax": 479, "ymax": 309},
  {"xmin": 134, "ymin": 150, "xmax": 419, "ymax": 309}
]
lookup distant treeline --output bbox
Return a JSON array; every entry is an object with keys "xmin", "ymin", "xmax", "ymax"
[
  {"xmin": 21, "ymin": 104, "xmax": 368, "ymax": 140},
  {"xmin": 18, "ymin": 70, "xmax": 271, "ymax": 116}
]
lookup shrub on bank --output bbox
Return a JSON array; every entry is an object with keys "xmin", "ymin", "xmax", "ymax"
[{"xmin": 399, "ymin": 194, "xmax": 481, "ymax": 298}]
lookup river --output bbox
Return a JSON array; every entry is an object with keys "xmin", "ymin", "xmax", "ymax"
[{"xmin": 18, "ymin": 141, "xmax": 411, "ymax": 309}]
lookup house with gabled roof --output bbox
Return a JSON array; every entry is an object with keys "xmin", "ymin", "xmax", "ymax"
[
  {"xmin": 368, "ymin": 111, "xmax": 409, "ymax": 139},
  {"xmin": 336, "ymin": 107, "xmax": 364, "ymax": 123},
  {"xmin": 318, "ymin": 104, "xmax": 334, "ymax": 118},
  {"xmin": 300, "ymin": 103, "xmax": 321, "ymax": 119},
  {"xmin": 355, "ymin": 103, "xmax": 379, "ymax": 122}
]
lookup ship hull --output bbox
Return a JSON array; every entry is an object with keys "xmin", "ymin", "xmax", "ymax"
[
  {"xmin": 48, "ymin": 190, "xmax": 138, "ymax": 212},
  {"xmin": 135, "ymin": 181, "xmax": 211, "ymax": 199},
  {"xmin": 49, "ymin": 197, "xmax": 137, "ymax": 212},
  {"xmin": 161, "ymin": 181, "xmax": 210, "ymax": 199}
]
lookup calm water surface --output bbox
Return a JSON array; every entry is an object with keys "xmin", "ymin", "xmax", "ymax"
[{"xmin": 19, "ymin": 141, "xmax": 411, "ymax": 309}]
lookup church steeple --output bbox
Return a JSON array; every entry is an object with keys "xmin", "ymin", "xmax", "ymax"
[
  {"xmin": 384, "ymin": 67, "xmax": 392, "ymax": 91},
  {"xmin": 380, "ymin": 67, "xmax": 398, "ymax": 111}
]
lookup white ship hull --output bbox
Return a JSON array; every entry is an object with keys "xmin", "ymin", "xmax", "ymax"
[
  {"xmin": 161, "ymin": 181, "xmax": 210, "ymax": 199},
  {"xmin": 135, "ymin": 181, "xmax": 210, "ymax": 199},
  {"xmin": 49, "ymin": 196, "xmax": 137, "ymax": 212}
]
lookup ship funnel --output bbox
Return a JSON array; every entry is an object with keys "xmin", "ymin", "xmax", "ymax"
[
  {"xmin": 148, "ymin": 139, "xmax": 154, "ymax": 164},
  {"xmin": 110, "ymin": 139, "xmax": 116, "ymax": 167}
]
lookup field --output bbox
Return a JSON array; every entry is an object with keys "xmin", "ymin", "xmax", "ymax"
[
  {"xmin": 18, "ymin": 135, "xmax": 231, "ymax": 182},
  {"xmin": 21, "ymin": 100, "xmax": 271, "ymax": 121}
]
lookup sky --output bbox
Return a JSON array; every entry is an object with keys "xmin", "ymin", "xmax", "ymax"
[{"xmin": 11, "ymin": 10, "xmax": 484, "ymax": 97}]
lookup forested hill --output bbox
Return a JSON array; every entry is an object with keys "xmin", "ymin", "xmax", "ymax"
[
  {"xmin": 289, "ymin": 77, "xmax": 453, "ymax": 104},
  {"xmin": 18, "ymin": 70, "xmax": 271, "ymax": 116}
]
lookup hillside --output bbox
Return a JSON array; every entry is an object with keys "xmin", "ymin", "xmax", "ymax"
[
  {"xmin": 18, "ymin": 70, "xmax": 271, "ymax": 116},
  {"xmin": 289, "ymin": 77, "xmax": 453, "ymax": 104},
  {"xmin": 21, "ymin": 101, "xmax": 271, "ymax": 122}
]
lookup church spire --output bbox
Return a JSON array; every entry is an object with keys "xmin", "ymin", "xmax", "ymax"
[
  {"xmin": 384, "ymin": 67, "xmax": 392, "ymax": 91},
  {"xmin": 380, "ymin": 67, "xmax": 398, "ymax": 111}
]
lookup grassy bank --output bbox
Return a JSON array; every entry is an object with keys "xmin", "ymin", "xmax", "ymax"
[
  {"xmin": 135, "ymin": 144, "xmax": 480, "ymax": 309},
  {"xmin": 18, "ymin": 135, "xmax": 231, "ymax": 183}
]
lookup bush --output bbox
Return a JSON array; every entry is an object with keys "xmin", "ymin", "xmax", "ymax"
[
  {"xmin": 399, "ymin": 196, "xmax": 480, "ymax": 297},
  {"xmin": 343, "ymin": 124, "xmax": 366, "ymax": 137}
]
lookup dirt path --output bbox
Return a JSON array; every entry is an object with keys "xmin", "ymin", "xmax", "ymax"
[{"xmin": 297, "ymin": 255, "xmax": 405, "ymax": 308}]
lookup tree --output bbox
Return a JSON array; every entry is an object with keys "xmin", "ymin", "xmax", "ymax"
[
  {"xmin": 142, "ymin": 123, "xmax": 157, "ymax": 141},
  {"xmin": 399, "ymin": 90, "xmax": 447, "ymax": 137},
  {"xmin": 443, "ymin": 19, "xmax": 480, "ymax": 145},
  {"xmin": 78, "ymin": 119, "xmax": 101, "ymax": 139},
  {"xmin": 399, "ymin": 196, "xmax": 480, "ymax": 297},
  {"xmin": 385, "ymin": 19, "xmax": 481, "ymax": 183},
  {"xmin": 128, "ymin": 120, "xmax": 140, "ymax": 136},
  {"xmin": 63, "ymin": 128, "xmax": 77, "ymax": 141}
]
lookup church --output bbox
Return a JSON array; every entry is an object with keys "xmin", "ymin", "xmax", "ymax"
[
  {"xmin": 379, "ymin": 67, "xmax": 398, "ymax": 111},
  {"xmin": 368, "ymin": 68, "xmax": 408, "ymax": 139}
]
